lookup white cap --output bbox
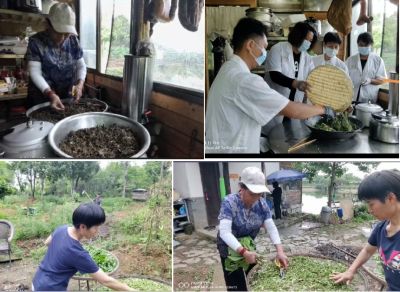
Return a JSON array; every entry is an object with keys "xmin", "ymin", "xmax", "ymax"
[
  {"xmin": 240, "ymin": 167, "xmax": 270, "ymax": 194},
  {"xmin": 48, "ymin": 3, "xmax": 78, "ymax": 35}
]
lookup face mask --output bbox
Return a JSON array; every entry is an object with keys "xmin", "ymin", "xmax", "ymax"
[
  {"xmin": 250, "ymin": 42, "xmax": 267, "ymax": 66},
  {"xmin": 358, "ymin": 46, "xmax": 371, "ymax": 56},
  {"xmin": 323, "ymin": 47, "xmax": 338, "ymax": 58},
  {"xmin": 298, "ymin": 39, "xmax": 311, "ymax": 52}
]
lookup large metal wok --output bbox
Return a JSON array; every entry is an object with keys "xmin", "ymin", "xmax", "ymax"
[
  {"xmin": 26, "ymin": 98, "xmax": 108, "ymax": 121},
  {"xmin": 304, "ymin": 115, "xmax": 363, "ymax": 140}
]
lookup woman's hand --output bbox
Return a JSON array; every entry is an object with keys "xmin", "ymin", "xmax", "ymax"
[
  {"xmin": 73, "ymin": 80, "xmax": 84, "ymax": 102},
  {"xmin": 49, "ymin": 92, "xmax": 65, "ymax": 111},
  {"xmin": 243, "ymin": 250, "xmax": 257, "ymax": 264},
  {"xmin": 330, "ymin": 270, "xmax": 355, "ymax": 285},
  {"xmin": 275, "ymin": 252, "xmax": 289, "ymax": 268}
]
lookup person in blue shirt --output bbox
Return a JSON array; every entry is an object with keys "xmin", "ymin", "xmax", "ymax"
[
  {"xmin": 331, "ymin": 169, "xmax": 400, "ymax": 291},
  {"xmin": 217, "ymin": 167, "xmax": 289, "ymax": 291},
  {"xmin": 26, "ymin": 3, "xmax": 86, "ymax": 111},
  {"xmin": 32, "ymin": 203, "xmax": 132, "ymax": 291}
]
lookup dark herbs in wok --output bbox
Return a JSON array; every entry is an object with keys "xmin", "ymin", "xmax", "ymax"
[{"xmin": 315, "ymin": 113, "xmax": 355, "ymax": 132}]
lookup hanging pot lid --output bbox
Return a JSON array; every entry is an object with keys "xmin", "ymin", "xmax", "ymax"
[
  {"xmin": 3, "ymin": 121, "xmax": 53, "ymax": 147},
  {"xmin": 372, "ymin": 111, "xmax": 399, "ymax": 126},
  {"xmin": 355, "ymin": 102, "xmax": 383, "ymax": 113}
]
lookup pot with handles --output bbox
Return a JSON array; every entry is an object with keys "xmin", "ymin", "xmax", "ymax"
[
  {"xmin": 355, "ymin": 102, "xmax": 383, "ymax": 128},
  {"xmin": 0, "ymin": 120, "xmax": 55, "ymax": 158},
  {"xmin": 370, "ymin": 111, "xmax": 399, "ymax": 144}
]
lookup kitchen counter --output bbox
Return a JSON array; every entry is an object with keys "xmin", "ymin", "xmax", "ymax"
[{"xmin": 268, "ymin": 119, "xmax": 399, "ymax": 155}]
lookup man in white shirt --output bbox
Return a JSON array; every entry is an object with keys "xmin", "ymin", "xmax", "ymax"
[
  {"xmin": 345, "ymin": 32, "xmax": 386, "ymax": 103},
  {"xmin": 205, "ymin": 17, "xmax": 334, "ymax": 154},
  {"xmin": 312, "ymin": 32, "xmax": 349, "ymax": 75}
]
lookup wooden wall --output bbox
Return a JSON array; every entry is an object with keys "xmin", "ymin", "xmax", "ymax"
[{"xmin": 86, "ymin": 72, "xmax": 204, "ymax": 159}]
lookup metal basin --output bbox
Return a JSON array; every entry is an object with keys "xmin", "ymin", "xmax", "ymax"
[{"xmin": 48, "ymin": 112, "xmax": 151, "ymax": 158}]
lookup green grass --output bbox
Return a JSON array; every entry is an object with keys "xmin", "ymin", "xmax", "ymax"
[{"xmin": 101, "ymin": 197, "xmax": 135, "ymax": 213}]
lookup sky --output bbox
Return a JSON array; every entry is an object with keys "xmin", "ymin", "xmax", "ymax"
[{"xmin": 345, "ymin": 162, "xmax": 400, "ymax": 179}]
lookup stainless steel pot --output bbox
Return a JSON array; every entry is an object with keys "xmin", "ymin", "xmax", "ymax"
[
  {"xmin": 0, "ymin": 120, "xmax": 54, "ymax": 158},
  {"xmin": 355, "ymin": 102, "xmax": 383, "ymax": 128},
  {"xmin": 48, "ymin": 112, "xmax": 151, "ymax": 158},
  {"xmin": 370, "ymin": 111, "xmax": 399, "ymax": 144},
  {"xmin": 26, "ymin": 98, "xmax": 108, "ymax": 121},
  {"xmin": 246, "ymin": 7, "xmax": 273, "ymax": 28}
]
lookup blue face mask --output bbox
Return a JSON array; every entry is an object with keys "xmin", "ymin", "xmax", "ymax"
[
  {"xmin": 358, "ymin": 46, "xmax": 371, "ymax": 56},
  {"xmin": 251, "ymin": 42, "xmax": 267, "ymax": 66},
  {"xmin": 298, "ymin": 39, "xmax": 311, "ymax": 52}
]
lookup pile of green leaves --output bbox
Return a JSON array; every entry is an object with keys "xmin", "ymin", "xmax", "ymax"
[
  {"xmin": 96, "ymin": 278, "xmax": 170, "ymax": 291},
  {"xmin": 315, "ymin": 113, "xmax": 355, "ymax": 132},
  {"xmin": 224, "ymin": 236, "xmax": 255, "ymax": 272},
  {"xmin": 251, "ymin": 256, "xmax": 361, "ymax": 291},
  {"xmin": 78, "ymin": 246, "xmax": 118, "ymax": 275}
]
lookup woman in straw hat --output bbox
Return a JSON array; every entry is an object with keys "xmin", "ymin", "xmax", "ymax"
[
  {"xmin": 26, "ymin": 3, "xmax": 86, "ymax": 111},
  {"xmin": 217, "ymin": 166, "xmax": 289, "ymax": 291}
]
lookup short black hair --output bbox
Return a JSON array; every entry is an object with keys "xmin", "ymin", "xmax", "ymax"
[
  {"xmin": 272, "ymin": 181, "xmax": 279, "ymax": 188},
  {"xmin": 357, "ymin": 32, "xmax": 374, "ymax": 45},
  {"xmin": 323, "ymin": 32, "xmax": 342, "ymax": 45},
  {"xmin": 72, "ymin": 203, "xmax": 106, "ymax": 229},
  {"xmin": 288, "ymin": 22, "xmax": 317, "ymax": 49},
  {"xmin": 358, "ymin": 169, "xmax": 400, "ymax": 203},
  {"xmin": 231, "ymin": 17, "xmax": 267, "ymax": 52}
]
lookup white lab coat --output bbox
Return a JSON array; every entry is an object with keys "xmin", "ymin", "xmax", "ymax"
[
  {"xmin": 345, "ymin": 52, "xmax": 387, "ymax": 103},
  {"xmin": 312, "ymin": 55, "xmax": 349, "ymax": 75},
  {"xmin": 205, "ymin": 55, "xmax": 289, "ymax": 154},
  {"xmin": 264, "ymin": 41, "xmax": 315, "ymax": 103}
]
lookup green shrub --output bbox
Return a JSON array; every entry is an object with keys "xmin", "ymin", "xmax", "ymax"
[
  {"xmin": 43, "ymin": 195, "xmax": 67, "ymax": 205},
  {"xmin": 15, "ymin": 204, "xmax": 74, "ymax": 240},
  {"xmin": 0, "ymin": 179, "xmax": 16, "ymax": 199},
  {"xmin": 2, "ymin": 195, "xmax": 24, "ymax": 205},
  {"xmin": 353, "ymin": 204, "xmax": 374, "ymax": 223}
]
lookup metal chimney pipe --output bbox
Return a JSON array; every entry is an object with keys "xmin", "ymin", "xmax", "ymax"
[
  {"xmin": 123, "ymin": 0, "xmax": 154, "ymax": 122},
  {"xmin": 122, "ymin": 55, "xmax": 154, "ymax": 123},
  {"xmin": 388, "ymin": 72, "xmax": 399, "ymax": 117}
]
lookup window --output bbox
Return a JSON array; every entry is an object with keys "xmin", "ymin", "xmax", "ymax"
[
  {"xmin": 350, "ymin": 2, "xmax": 367, "ymax": 56},
  {"xmin": 100, "ymin": 0, "xmax": 131, "ymax": 76},
  {"xmin": 79, "ymin": 0, "xmax": 204, "ymax": 94},
  {"xmin": 151, "ymin": 9, "xmax": 205, "ymax": 92},
  {"xmin": 80, "ymin": 0, "xmax": 97, "ymax": 69},
  {"xmin": 371, "ymin": 0, "xmax": 398, "ymax": 73}
]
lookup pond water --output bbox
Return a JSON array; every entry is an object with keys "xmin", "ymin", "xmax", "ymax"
[{"xmin": 302, "ymin": 193, "xmax": 328, "ymax": 215}]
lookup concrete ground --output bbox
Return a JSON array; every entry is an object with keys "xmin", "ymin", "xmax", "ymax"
[{"xmin": 173, "ymin": 216, "xmax": 380, "ymax": 291}]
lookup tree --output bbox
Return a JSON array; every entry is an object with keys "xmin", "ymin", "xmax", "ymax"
[
  {"xmin": 9, "ymin": 161, "xmax": 49, "ymax": 198},
  {"xmin": 293, "ymin": 162, "xmax": 379, "ymax": 207},
  {"xmin": 50, "ymin": 162, "xmax": 100, "ymax": 196}
]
